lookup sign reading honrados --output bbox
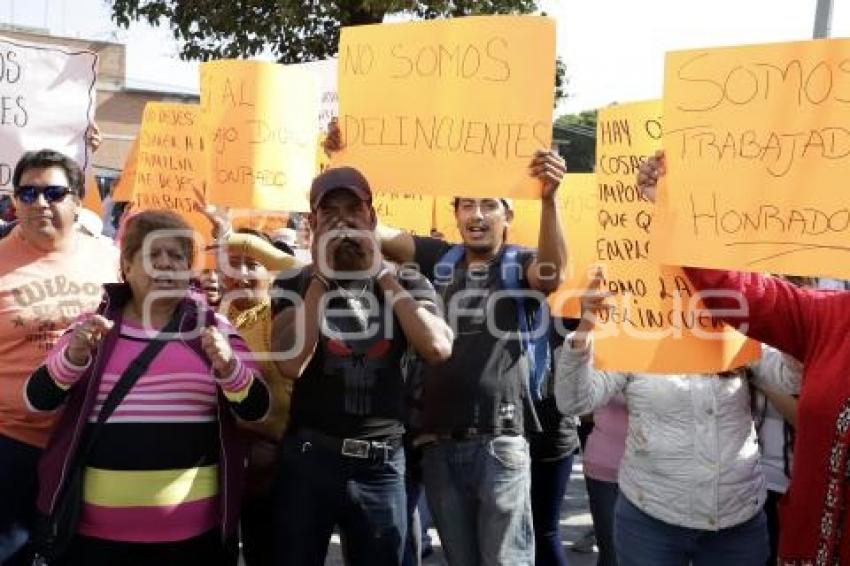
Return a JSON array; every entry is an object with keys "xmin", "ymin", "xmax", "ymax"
[
  {"xmin": 655, "ymin": 39, "xmax": 850, "ymax": 279},
  {"xmin": 333, "ymin": 16, "xmax": 556, "ymax": 199},
  {"xmin": 0, "ymin": 35, "xmax": 96, "ymax": 193}
]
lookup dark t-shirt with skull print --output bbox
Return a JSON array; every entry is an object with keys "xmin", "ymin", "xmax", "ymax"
[{"xmin": 272, "ymin": 266, "xmax": 438, "ymax": 440}]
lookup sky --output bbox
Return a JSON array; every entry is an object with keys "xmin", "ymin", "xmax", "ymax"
[{"xmin": 3, "ymin": 0, "xmax": 850, "ymax": 115}]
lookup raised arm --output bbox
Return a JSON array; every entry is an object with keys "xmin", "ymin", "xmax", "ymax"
[
  {"xmin": 554, "ymin": 269, "xmax": 625, "ymax": 415},
  {"xmin": 555, "ymin": 339, "xmax": 627, "ymax": 417},
  {"xmin": 377, "ymin": 266, "xmax": 452, "ymax": 365},
  {"xmin": 219, "ymin": 231, "xmax": 301, "ymax": 272},
  {"xmin": 377, "ymin": 224, "xmax": 416, "ymax": 265},
  {"xmin": 686, "ymin": 267, "xmax": 820, "ymax": 361},
  {"xmin": 271, "ymin": 275, "xmax": 326, "ymax": 379},
  {"xmin": 526, "ymin": 150, "xmax": 567, "ymax": 294}
]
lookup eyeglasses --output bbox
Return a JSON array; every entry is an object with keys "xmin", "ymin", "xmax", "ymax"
[{"xmin": 14, "ymin": 185, "xmax": 74, "ymax": 205}]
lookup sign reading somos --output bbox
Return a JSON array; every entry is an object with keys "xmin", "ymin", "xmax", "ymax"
[
  {"xmin": 334, "ymin": 16, "xmax": 556, "ymax": 199},
  {"xmin": 656, "ymin": 39, "xmax": 850, "ymax": 278}
]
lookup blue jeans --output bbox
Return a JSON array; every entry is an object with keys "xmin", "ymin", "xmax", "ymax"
[
  {"xmin": 585, "ymin": 476, "xmax": 619, "ymax": 566},
  {"xmin": 273, "ymin": 433, "xmax": 407, "ymax": 566},
  {"xmin": 531, "ymin": 454, "xmax": 574, "ymax": 566},
  {"xmin": 614, "ymin": 495, "xmax": 768, "ymax": 566},
  {"xmin": 403, "ymin": 479, "xmax": 423, "ymax": 566},
  {"xmin": 422, "ymin": 435, "xmax": 534, "ymax": 566},
  {"xmin": 0, "ymin": 434, "xmax": 41, "ymax": 565}
]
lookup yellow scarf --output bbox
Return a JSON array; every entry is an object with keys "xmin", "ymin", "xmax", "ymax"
[{"xmin": 227, "ymin": 299, "xmax": 292, "ymax": 442}]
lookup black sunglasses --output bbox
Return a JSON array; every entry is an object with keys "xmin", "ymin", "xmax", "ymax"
[{"xmin": 15, "ymin": 185, "xmax": 74, "ymax": 205}]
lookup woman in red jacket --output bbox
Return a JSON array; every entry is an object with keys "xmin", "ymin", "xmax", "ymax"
[{"xmin": 638, "ymin": 151, "xmax": 850, "ymax": 565}]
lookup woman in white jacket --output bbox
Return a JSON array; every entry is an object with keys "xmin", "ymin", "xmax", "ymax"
[{"xmin": 555, "ymin": 273, "xmax": 801, "ymax": 566}]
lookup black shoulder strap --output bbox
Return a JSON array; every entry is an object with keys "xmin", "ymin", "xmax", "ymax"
[{"xmin": 79, "ymin": 313, "xmax": 182, "ymax": 457}]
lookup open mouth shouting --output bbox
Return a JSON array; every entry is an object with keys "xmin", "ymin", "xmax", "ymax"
[
  {"xmin": 464, "ymin": 224, "xmax": 491, "ymax": 241},
  {"xmin": 151, "ymin": 274, "xmax": 181, "ymax": 289}
]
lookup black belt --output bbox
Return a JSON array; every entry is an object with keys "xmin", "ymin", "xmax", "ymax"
[{"xmin": 296, "ymin": 428, "xmax": 402, "ymax": 463}]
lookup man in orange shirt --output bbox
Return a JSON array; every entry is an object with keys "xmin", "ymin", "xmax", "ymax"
[{"xmin": 0, "ymin": 150, "xmax": 118, "ymax": 565}]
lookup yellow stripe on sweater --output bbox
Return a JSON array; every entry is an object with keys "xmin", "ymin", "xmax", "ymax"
[{"xmin": 82, "ymin": 464, "xmax": 219, "ymax": 507}]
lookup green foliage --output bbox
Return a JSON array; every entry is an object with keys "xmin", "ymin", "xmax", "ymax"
[
  {"xmin": 110, "ymin": 0, "xmax": 539, "ymax": 63},
  {"xmin": 554, "ymin": 109, "xmax": 597, "ymax": 172},
  {"xmin": 109, "ymin": 0, "xmax": 565, "ymax": 104}
]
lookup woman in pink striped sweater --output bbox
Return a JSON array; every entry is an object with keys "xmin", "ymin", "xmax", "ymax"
[{"xmin": 25, "ymin": 210, "xmax": 269, "ymax": 565}]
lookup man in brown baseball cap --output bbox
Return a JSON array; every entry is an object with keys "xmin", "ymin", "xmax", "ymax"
[
  {"xmin": 306, "ymin": 165, "xmax": 377, "ymax": 275},
  {"xmin": 309, "ymin": 166, "xmax": 372, "ymax": 211},
  {"xmin": 269, "ymin": 166, "xmax": 453, "ymax": 566}
]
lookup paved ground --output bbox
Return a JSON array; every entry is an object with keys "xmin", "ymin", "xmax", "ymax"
[{"xmin": 323, "ymin": 457, "xmax": 599, "ymax": 565}]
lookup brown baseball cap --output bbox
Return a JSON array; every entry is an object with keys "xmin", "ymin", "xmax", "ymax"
[{"xmin": 310, "ymin": 166, "xmax": 372, "ymax": 210}]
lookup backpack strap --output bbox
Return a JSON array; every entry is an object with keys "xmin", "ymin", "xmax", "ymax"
[
  {"xmin": 435, "ymin": 243, "xmax": 551, "ymax": 402},
  {"xmin": 434, "ymin": 244, "xmax": 466, "ymax": 288},
  {"xmin": 502, "ymin": 245, "xmax": 550, "ymax": 402}
]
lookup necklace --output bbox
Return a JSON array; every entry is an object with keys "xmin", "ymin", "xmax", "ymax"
[{"xmin": 334, "ymin": 279, "xmax": 373, "ymax": 329}]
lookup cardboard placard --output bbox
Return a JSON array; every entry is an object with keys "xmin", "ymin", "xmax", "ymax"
[
  {"xmin": 134, "ymin": 102, "xmax": 211, "ymax": 264},
  {"xmin": 0, "ymin": 35, "xmax": 96, "ymax": 192},
  {"xmin": 594, "ymin": 101, "xmax": 759, "ymax": 373},
  {"xmin": 200, "ymin": 60, "xmax": 319, "ymax": 212},
  {"xmin": 334, "ymin": 16, "xmax": 556, "ymax": 198},
  {"xmin": 655, "ymin": 39, "xmax": 850, "ymax": 278}
]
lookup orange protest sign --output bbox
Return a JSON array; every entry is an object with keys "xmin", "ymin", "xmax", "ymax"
[
  {"xmin": 431, "ymin": 197, "xmax": 457, "ymax": 241},
  {"xmin": 593, "ymin": 101, "xmax": 759, "ymax": 373},
  {"xmin": 333, "ymin": 16, "xmax": 556, "ymax": 198},
  {"xmin": 548, "ymin": 173, "xmax": 597, "ymax": 319},
  {"xmin": 133, "ymin": 102, "xmax": 211, "ymax": 266},
  {"xmin": 233, "ymin": 211, "xmax": 290, "ymax": 234},
  {"xmin": 111, "ymin": 138, "xmax": 139, "ymax": 202},
  {"xmin": 82, "ymin": 175, "xmax": 103, "ymax": 217},
  {"xmin": 374, "ymin": 192, "xmax": 433, "ymax": 236},
  {"xmin": 200, "ymin": 60, "xmax": 319, "ymax": 212},
  {"xmin": 654, "ymin": 39, "xmax": 850, "ymax": 278}
]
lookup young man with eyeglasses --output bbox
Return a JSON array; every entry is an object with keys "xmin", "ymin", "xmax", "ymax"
[
  {"xmin": 0, "ymin": 149, "xmax": 118, "ymax": 565},
  {"xmin": 377, "ymin": 149, "xmax": 568, "ymax": 566}
]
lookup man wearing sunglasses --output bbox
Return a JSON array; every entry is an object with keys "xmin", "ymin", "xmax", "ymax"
[{"xmin": 0, "ymin": 149, "xmax": 119, "ymax": 565}]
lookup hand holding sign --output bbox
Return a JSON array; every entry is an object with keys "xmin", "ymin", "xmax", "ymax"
[
  {"xmin": 530, "ymin": 149, "xmax": 567, "ymax": 199},
  {"xmin": 324, "ymin": 117, "xmax": 343, "ymax": 156},
  {"xmin": 193, "ymin": 186, "xmax": 232, "ymax": 240},
  {"xmin": 636, "ymin": 150, "xmax": 665, "ymax": 204},
  {"xmin": 86, "ymin": 123, "xmax": 102, "ymax": 154},
  {"xmin": 571, "ymin": 268, "xmax": 612, "ymax": 349}
]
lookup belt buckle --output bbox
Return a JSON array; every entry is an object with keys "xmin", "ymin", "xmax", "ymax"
[{"xmin": 341, "ymin": 438, "xmax": 371, "ymax": 459}]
